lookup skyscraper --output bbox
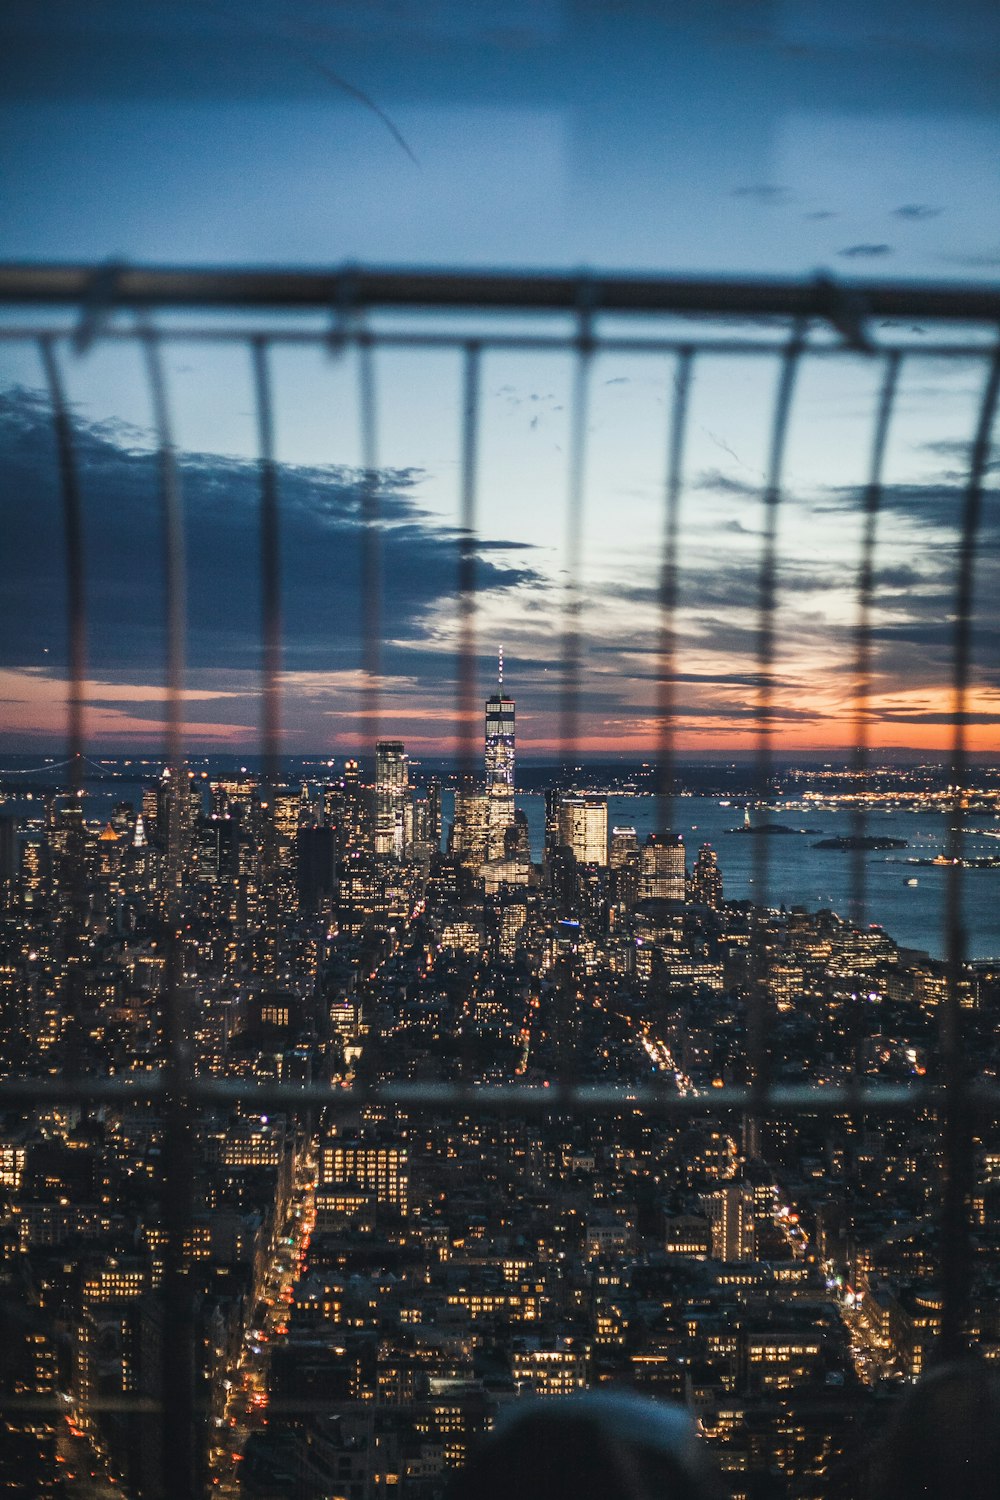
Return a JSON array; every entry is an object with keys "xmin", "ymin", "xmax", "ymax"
[
  {"xmin": 638, "ymin": 833, "xmax": 685, "ymax": 901},
  {"xmin": 374, "ymin": 741, "xmax": 408, "ymax": 859},
  {"xmin": 156, "ymin": 765, "xmax": 192, "ymax": 893},
  {"xmin": 709, "ymin": 1183, "xmax": 756, "ymax": 1263},
  {"xmin": 558, "ymin": 794, "xmax": 609, "ymax": 866},
  {"xmin": 0, "ymin": 815, "xmax": 17, "ymax": 912},
  {"xmin": 451, "ymin": 785, "xmax": 489, "ymax": 867},
  {"xmin": 338, "ymin": 758, "xmax": 369, "ymax": 856},
  {"xmin": 484, "ymin": 648, "xmax": 515, "ymax": 862},
  {"xmin": 609, "ymin": 826, "xmax": 638, "ymax": 870},
  {"xmin": 691, "ymin": 843, "xmax": 723, "ymax": 909}
]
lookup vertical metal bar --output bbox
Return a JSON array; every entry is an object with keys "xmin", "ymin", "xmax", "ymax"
[
  {"xmin": 142, "ymin": 327, "xmax": 197, "ymax": 1500},
  {"xmin": 551, "ymin": 307, "xmax": 594, "ymax": 1093},
  {"xmin": 558, "ymin": 324, "xmax": 593, "ymax": 778},
  {"xmin": 252, "ymin": 339, "xmax": 282, "ymax": 982},
  {"xmin": 938, "ymin": 342, "xmax": 1000, "ymax": 1359},
  {"xmin": 358, "ymin": 335, "xmax": 381, "ymax": 750},
  {"xmin": 655, "ymin": 349, "xmax": 694, "ymax": 843},
  {"xmin": 456, "ymin": 343, "xmax": 481, "ymax": 785},
  {"xmin": 38, "ymin": 336, "xmax": 86, "ymax": 874},
  {"xmin": 38, "ymin": 329, "xmax": 91, "ymax": 1134},
  {"xmin": 252, "ymin": 338, "xmax": 282, "ymax": 787},
  {"xmin": 849, "ymin": 352, "xmax": 901, "ymax": 931},
  {"xmin": 142, "ymin": 325, "xmax": 188, "ymax": 803},
  {"xmin": 843, "ymin": 353, "xmax": 900, "ymax": 1199},
  {"xmin": 748, "ymin": 329, "xmax": 803, "ymax": 1118},
  {"xmin": 456, "ymin": 343, "xmax": 481, "ymax": 1081}
]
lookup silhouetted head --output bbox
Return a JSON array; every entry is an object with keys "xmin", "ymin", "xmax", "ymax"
[
  {"xmin": 450, "ymin": 1392, "xmax": 721, "ymax": 1500},
  {"xmin": 868, "ymin": 1361, "xmax": 1000, "ymax": 1500}
]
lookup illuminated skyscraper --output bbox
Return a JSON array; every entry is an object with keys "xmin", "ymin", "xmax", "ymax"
[
  {"xmin": 558, "ymin": 794, "xmax": 608, "ymax": 866},
  {"xmin": 485, "ymin": 648, "xmax": 516, "ymax": 861},
  {"xmin": 0, "ymin": 815, "xmax": 16, "ymax": 912},
  {"xmin": 709, "ymin": 1183, "xmax": 756, "ymax": 1263},
  {"xmin": 638, "ymin": 833, "xmax": 686, "ymax": 901},
  {"xmin": 375, "ymin": 741, "xmax": 408, "ymax": 859},
  {"xmin": 346, "ymin": 759, "xmax": 372, "ymax": 854},
  {"xmin": 451, "ymin": 785, "xmax": 489, "ymax": 866},
  {"xmin": 691, "ymin": 842, "xmax": 723, "ymax": 909},
  {"xmin": 609, "ymin": 826, "xmax": 638, "ymax": 869},
  {"xmin": 154, "ymin": 764, "xmax": 194, "ymax": 892}
]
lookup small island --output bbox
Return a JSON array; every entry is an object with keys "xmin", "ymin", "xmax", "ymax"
[
  {"xmin": 812, "ymin": 835, "xmax": 908, "ymax": 851},
  {"xmin": 728, "ymin": 823, "xmax": 821, "ymax": 836}
]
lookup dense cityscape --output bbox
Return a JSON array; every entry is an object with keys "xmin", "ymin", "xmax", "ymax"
[{"xmin": 2, "ymin": 665, "xmax": 1000, "ymax": 1500}]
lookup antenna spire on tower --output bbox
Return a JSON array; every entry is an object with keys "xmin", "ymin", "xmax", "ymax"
[{"xmin": 498, "ymin": 644, "xmax": 504, "ymax": 689}]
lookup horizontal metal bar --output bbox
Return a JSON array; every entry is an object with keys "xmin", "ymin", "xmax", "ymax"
[
  {"xmin": 0, "ymin": 262, "xmax": 998, "ymax": 325},
  {"xmin": 0, "ymin": 325, "xmax": 993, "ymax": 363},
  {"xmin": 0, "ymin": 1396, "xmax": 162, "ymax": 1415},
  {"xmin": 0, "ymin": 1075, "xmax": 991, "ymax": 1116}
]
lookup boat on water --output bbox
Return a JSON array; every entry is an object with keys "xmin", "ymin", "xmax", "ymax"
[{"xmin": 904, "ymin": 877, "xmax": 919, "ymax": 887}]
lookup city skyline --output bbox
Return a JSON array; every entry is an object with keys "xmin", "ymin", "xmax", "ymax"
[
  {"xmin": 3, "ymin": 658, "xmax": 998, "ymax": 1494},
  {"xmin": 2, "ymin": 460, "xmax": 999, "ymax": 1492}
]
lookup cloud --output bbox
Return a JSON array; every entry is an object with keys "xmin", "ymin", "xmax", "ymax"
[
  {"xmin": 0, "ymin": 385, "xmax": 539, "ymax": 682},
  {"xmin": 940, "ymin": 251, "xmax": 1000, "ymax": 270},
  {"xmin": 731, "ymin": 185, "xmax": 791, "ymax": 204},
  {"xmin": 473, "ymin": 538, "xmax": 537, "ymax": 553},
  {"xmin": 916, "ymin": 440, "xmax": 1000, "ymax": 483},
  {"xmin": 873, "ymin": 564, "xmax": 928, "ymax": 591},
  {"xmin": 692, "ymin": 468, "xmax": 759, "ymax": 497},
  {"xmin": 891, "ymin": 204, "xmax": 942, "ymax": 220},
  {"xmin": 2, "ymin": 383, "xmax": 991, "ymax": 757},
  {"xmin": 818, "ymin": 480, "xmax": 995, "ymax": 539},
  {"xmin": 874, "ymin": 482, "xmax": 1000, "ymax": 539},
  {"xmin": 0, "ymin": 385, "xmax": 546, "ymax": 745},
  {"xmin": 0, "ymin": 666, "xmax": 251, "ymax": 744},
  {"xmin": 837, "ymin": 244, "xmax": 894, "ymax": 259},
  {"xmin": 877, "ymin": 709, "xmax": 1000, "ymax": 726}
]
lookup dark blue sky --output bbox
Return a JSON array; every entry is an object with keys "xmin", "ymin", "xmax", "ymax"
[{"xmin": 2, "ymin": 1, "xmax": 998, "ymax": 275}]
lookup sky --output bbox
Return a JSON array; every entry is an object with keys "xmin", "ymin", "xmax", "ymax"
[{"xmin": 1, "ymin": 0, "xmax": 998, "ymax": 760}]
